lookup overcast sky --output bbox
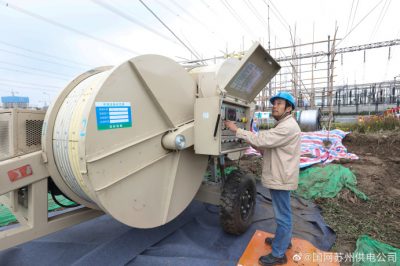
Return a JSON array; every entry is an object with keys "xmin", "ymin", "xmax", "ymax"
[{"xmin": 0, "ymin": 0, "xmax": 399, "ymax": 106}]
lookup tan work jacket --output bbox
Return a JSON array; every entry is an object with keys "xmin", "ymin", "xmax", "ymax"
[{"xmin": 236, "ymin": 115, "xmax": 301, "ymax": 190}]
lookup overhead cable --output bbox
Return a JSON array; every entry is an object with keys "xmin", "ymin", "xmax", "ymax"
[
  {"xmin": 91, "ymin": 0, "xmax": 177, "ymax": 44},
  {"xmin": 244, "ymin": 0, "xmax": 267, "ymax": 26},
  {"xmin": 138, "ymin": 0, "xmax": 202, "ymax": 61},
  {"xmin": 259, "ymin": 0, "xmax": 291, "ymax": 37},
  {"xmin": 369, "ymin": 0, "xmax": 391, "ymax": 41},
  {"xmin": 350, "ymin": 0, "xmax": 360, "ymax": 32},
  {"xmin": 338, "ymin": 0, "xmax": 384, "ymax": 45},
  {"xmin": 0, "ymin": 78, "xmax": 61, "ymax": 89},
  {"xmin": 168, "ymin": 0, "xmax": 225, "ymax": 46},
  {"xmin": 0, "ymin": 60, "xmax": 73, "ymax": 77},
  {"xmin": 0, "ymin": 82, "xmax": 59, "ymax": 92},
  {"xmin": 0, "ymin": 66, "xmax": 70, "ymax": 81},
  {"xmin": 315, "ymin": 0, "xmax": 385, "ymax": 64},
  {"xmin": 265, "ymin": 0, "xmax": 290, "ymax": 30},
  {"xmin": 220, "ymin": 0, "xmax": 257, "ymax": 38},
  {"xmin": 0, "ymin": 40, "xmax": 93, "ymax": 68},
  {"xmin": 345, "ymin": 0, "xmax": 355, "ymax": 35},
  {"xmin": 2, "ymin": 1, "xmax": 138, "ymax": 55},
  {"xmin": 0, "ymin": 48, "xmax": 86, "ymax": 70}
]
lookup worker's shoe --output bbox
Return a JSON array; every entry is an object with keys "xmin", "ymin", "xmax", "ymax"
[
  {"xmin": 265, "ymin": 237, "xmax": 292, "ymax": 249},
  {"xmin": 258, "ymin": 253, "xmax": 287, "ymax": 266}
]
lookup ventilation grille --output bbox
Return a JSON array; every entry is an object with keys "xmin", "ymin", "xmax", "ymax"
[
  {"xmin": 25, "ymin": 120, "xmax": 43, "ymax": 147},
  {"xmin": 0, "ymin": 120, "xmax": 10, "ymax": 158}
]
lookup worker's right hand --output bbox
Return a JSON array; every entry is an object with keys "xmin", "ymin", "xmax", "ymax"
[{"xmin": 224, "ymin": 120, "xmax": 238, "ymax": 133}]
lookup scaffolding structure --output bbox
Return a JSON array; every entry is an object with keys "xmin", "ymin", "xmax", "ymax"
[{"xmin": 254, "ymin": 38, "xmax": 400, "ymax": 119}]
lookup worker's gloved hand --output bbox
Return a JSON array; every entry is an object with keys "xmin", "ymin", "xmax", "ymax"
[{"xmin": 224, "ymin": 120, "xmax": 238, "ymax": 133}]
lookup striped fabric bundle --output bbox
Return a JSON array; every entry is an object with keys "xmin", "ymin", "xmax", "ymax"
[
  {"xmin": 300, "ymin": 129, "xmax": 358, "ymax": 168},
  {"xmin": 244, "ymin": 129, "xmax": 358, "ymax": 168}
]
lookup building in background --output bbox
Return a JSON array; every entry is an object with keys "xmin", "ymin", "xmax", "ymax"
[{"xmin": 1, "ymin": 96, "xmax": 30, "ymax": 109}]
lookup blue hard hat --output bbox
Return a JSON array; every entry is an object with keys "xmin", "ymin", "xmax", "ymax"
[{"xmin": 269, "ymin": 91, "xmax": 296, "ymax": 109}]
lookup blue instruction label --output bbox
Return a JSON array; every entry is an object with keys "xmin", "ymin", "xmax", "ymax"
[{"xmin": 95, "ymin": 102, "xmax": 132, "ymax": 130}]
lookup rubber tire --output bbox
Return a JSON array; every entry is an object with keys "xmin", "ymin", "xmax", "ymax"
[{"xmin": 220, "ymin": 170, "xmax": 256, "ymax": 235}]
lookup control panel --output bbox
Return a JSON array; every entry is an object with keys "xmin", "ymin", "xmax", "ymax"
[
  {"xmin": 220, "ymin": 102, "xmax": 248, "ymax": 152},
  {"xmin": 194, "ymin": 97, "xmax": 250, "ymax": 155},
  {"xmin": 192, "ymin": 42, "xmax": 280, "ymax": 156}
]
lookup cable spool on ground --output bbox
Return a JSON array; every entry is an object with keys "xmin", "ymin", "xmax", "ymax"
[
  {"xmin": 43, "ymin": 55, "xmax": 208, "ymax": 228},
  {"xmin": 299, "ymin": 109, "xmax": 321, "ymax": 132}
]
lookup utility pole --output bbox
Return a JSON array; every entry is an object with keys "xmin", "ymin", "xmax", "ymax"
[
  {"xmin": 299, "ymin": 38, "xmax": 302, "ymax": 107},
  {"xmin": 328, "ymin": 27, "xmax": 338, "ymax": 131},
  {"xmin": 326, "ymin": 34, "xmax": 330, "ymax": 110},
  {"xmin": 267, "ymin": 4, "xmax": 271, "ymax": 108},
  {"xmin": 274, "ymin": 35, "xmax": 277, "ymax": 94},
  {"xmin": 311, "ymin": 23, "xmax": 315, "ymax": 108},
  {"xmin": 268, "ymin": 5, "xmax": 271, "ymax": 52},
  {"xmin": 291, "ymin": 25, "xmax": 297, "ymax": 99}
]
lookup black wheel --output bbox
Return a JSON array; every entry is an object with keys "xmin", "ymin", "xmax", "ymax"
[{"xmin": 220, "ymin": 170, "xmax": 256, "ymax": 235}]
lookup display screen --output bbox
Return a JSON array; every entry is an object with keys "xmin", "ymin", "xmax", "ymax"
[
  {"xmin": 226, "ymin": 107, "xmax": 236, "ymax": 121},
  {"xmin": 229, "ymin": 62, "xmax": 263, "ymax": 95}
]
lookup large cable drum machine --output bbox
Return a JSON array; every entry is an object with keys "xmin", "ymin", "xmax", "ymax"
[{"xmin": 0, "ymin": 42, "xmax": 280, "ymax": 250}]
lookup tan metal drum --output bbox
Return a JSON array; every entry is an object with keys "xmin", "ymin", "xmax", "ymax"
[{"xmin": 42, "ymin": 55, "xmax": 208, "ymax": 228}]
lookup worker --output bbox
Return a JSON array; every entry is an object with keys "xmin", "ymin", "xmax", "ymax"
[{"xmin": 224, "ymin": 91, "xmax": 301, "ymax": 266}]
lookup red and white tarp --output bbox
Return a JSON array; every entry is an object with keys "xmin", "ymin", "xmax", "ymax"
[{"xmin": 245, "ymin": 129, "xmax": 359, "ymax": 168}]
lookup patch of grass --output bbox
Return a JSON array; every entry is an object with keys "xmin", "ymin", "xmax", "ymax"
[
  {"xmin": 317, "ymin": 192, "xmax": 400, "ymax": 254},
  {"xmin": 333, "ymin": 116, "xmax": 400, "ymax": 133}
]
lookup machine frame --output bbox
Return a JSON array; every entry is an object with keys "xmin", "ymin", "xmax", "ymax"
[
  {"xmin": 0, "ymin": 109, "xmax": 103, "ymax": 250},
  {"xmin": 0, "ymin": 42, "xmax": 280, "ymax": 250}
]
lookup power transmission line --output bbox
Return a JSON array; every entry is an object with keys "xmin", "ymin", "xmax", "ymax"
[
  {"xmin": 339, "ymin": 0, "xmax": 384, "ymax": 45},
  {"xmin": 200, "ymin": 0, "xmax": 219, "ymax": 17},
  {"xmin": 154, "ymin": 0, "xmax": 182, "ymax": 18},
  {"xmin": 178, "ymin": 31, "xmax": 204, "ymax": 61},
  {"xmin": 259, "ymin": 0, "xmax": 291, "ymax": 37},
  {"xmin": 168, "ymin": 0, "xmax": 217, "ymax": 36},
  {"xmin": 2, "ymin": 1, "xmax": 138, "ymax": 55},
  {"xmin": 91, "ymin": 0, "xmax": 177, "ymax": 44},
  {"xmin": 345, "ymin": 0, "xmax": 355, "ymax": 35},
  {"xmin": 138, "ymin": 0, "xmax": 202, "ymax": 61},
  {"xmin": 0, "ymin": 48, "xmax": 86, "ymax": 70},
  {"xmin": 315, "ymin": 0, "xmax": 385, "ymax": 64},
  {"xmin": 0, "ymin": 82, "xmax": 59, "ymax": 92},
  {"xmin": 244, "ymin": 0, "xmax": 267, "ymax": 27},
  {"xmin": 268, "ymin": 0, "xmax": 290, "ymax": 26},
  {"xmin": 0, "ymin": 78, "xmax": 61, "ymax": 89},
  {"xmin": 0, "ymin": 61, "xmax": 73, "ymax": 77},
  {"xmin": 199, "ymin": 0, "xmax": 249, "ymax": 44},
  {"xmin": 219, "ymin": 0, "xmax": 257, "ymax": 38},
  {"xmin": 155, "ymin": 0, "xmax": 225, "ymax": 47},
  {"xmin": 265, "ymin": 0, "xmax": 290, "ymax": 30},
  {"xmin": 350, "ymin": 0, "xmax": 360, "ymax": 32},
  {"xmin": 0, "ymin": 40, "xmax": 92, "ymax": 68},
  {"xmin": 0, "ymin": 66, "xmax": 70, "ymax": 81},
  {"xmin": 369, "ymin": 0, "xmax": 391, "ymax": 41}
]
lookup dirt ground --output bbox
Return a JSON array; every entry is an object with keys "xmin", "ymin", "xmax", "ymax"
[{"xmin": 238, "ymin": 130, "xmax": 400, "ymax": 256}]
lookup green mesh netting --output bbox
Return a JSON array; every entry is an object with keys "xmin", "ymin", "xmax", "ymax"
[
  {"xmin": 0, "ymin": 194, "xmax": 76, "ymax": 227},
  {"xmin": 294, "ymin": 164, "xmax": 368, "ymax": 200},
  {"xmin": 352, "ymin": 235, "xmax": 400, "ymax": 266}
]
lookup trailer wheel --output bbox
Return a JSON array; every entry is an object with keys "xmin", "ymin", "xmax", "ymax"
[{"xmin": 220, "ymin": 170, "xmax": 256, "ymax": 235}]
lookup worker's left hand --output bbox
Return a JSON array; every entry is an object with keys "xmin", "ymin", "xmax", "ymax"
[{"xmin": 224, "ymin": 120, "xmax": 238, "ymax": 133}]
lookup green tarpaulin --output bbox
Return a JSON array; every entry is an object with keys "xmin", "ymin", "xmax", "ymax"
[
  {"xmin": 0, "ymin": 194, "xmax": 76, "ymax": 227},
  {"xmin": 353, "ymin": 235, "xmax": 400, "ymax": 266},
  {"xmin": 295, "ymin": 164, "xmax": 368, "ymax": 200}
]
